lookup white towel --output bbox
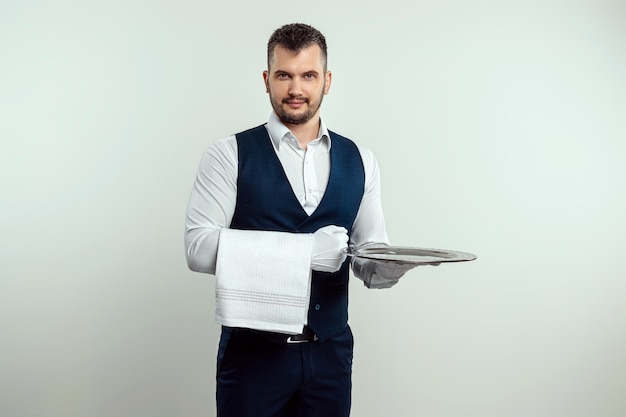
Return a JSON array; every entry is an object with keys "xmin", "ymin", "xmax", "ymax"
[{"xmin": 215, "ymin": 228, "xmax": 313, "ymax": 334}]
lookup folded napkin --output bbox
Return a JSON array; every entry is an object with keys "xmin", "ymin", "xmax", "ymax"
[{"xmin": 215, "ymin": 228, "xmax": 313, "ymax": 334}]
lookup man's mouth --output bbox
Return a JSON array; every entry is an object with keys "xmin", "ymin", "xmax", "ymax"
[{"xmin": 284, "ymin": 98, "xmax": 308, "ymax": 107}]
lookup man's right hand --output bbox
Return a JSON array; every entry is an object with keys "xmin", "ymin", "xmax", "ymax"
[{"xmin": 311, "ymin": 225, "xmax": 349, "ymax": 273}]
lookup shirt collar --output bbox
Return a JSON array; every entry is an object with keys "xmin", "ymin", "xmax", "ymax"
[{"xmin": 266, "ymin": 111, "xmax": 331, "ymax": 152}]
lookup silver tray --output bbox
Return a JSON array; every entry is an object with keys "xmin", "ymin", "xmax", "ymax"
[{"xmin": 344, "ymin": 245, "xmax": 477, "ymax": 265}]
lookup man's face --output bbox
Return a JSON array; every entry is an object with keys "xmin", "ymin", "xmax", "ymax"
[{"xmin": 263, "ymin": 45, "xmax": 332, "ymax": 126}]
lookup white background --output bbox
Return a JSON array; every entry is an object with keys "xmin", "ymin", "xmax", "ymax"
[{"xmin": 2, "ymin": 1, "xmax": 625, "ymax": 416}]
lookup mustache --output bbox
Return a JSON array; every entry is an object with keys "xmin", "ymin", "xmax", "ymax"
[{"xmin": 282, "ymin": 96, "xmax": 309, "ymax": 104}]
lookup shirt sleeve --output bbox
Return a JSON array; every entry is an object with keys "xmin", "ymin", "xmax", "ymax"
[
  {"xmin": 350, "ymin": 145, "xmax": 406, "ymax": 288},
  {"xmin": 349, "ymin": 145, "xmax": 390, "ymax": 248},
  {"xmin": 184, "ymin": 136, "xmax": 238, "ymax": 274}
]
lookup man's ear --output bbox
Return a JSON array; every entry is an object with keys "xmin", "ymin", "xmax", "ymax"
[
  {"xmin": 324, "ymin": 70, "xmax": 332, "ymax": 95},
  {"xmin": 263, "ymin": 70, "xmax": 269, "ymax": 93}
]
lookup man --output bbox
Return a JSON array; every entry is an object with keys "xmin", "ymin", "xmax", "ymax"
[{"xmin": 185, "ymin": 23, "xmax": 416, "ymax": 417}]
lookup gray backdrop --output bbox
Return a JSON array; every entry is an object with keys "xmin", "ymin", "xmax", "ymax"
[{"xmin": 2, "ymin": 0, "xmax": 625, "ymax": 416}]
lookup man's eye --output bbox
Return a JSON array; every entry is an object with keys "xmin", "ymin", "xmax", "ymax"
[{"xmin": 277, "ymin": 73, "xmax": 290, "ymax": 79}]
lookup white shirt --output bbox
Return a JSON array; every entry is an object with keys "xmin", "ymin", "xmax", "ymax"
[{"xmin": 185, "ymin": 112, "xmax": 393, "ymax": 285}]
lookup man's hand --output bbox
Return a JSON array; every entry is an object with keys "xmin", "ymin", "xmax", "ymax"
[
  {"xmin": 311, "ymin": 225, "xmax": 349, "ymax": 273},
  {"xmin": 367, "ymin": 261, "xmax": 417, "ymax": 289}
]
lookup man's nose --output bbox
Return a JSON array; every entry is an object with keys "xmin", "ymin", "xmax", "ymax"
[{"xmin": 288, "ymin": 77, "xmax": 302, "ymax": 96}]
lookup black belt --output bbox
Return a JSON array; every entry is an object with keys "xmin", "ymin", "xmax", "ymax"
[{"xmin": 286, "ymin": 326, "xmax": 318, "ymax": 344}]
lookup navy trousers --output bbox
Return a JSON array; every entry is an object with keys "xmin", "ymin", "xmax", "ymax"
[{"xmin": 216, "ymin": 325, "xmax": 354, "ymax": 417}]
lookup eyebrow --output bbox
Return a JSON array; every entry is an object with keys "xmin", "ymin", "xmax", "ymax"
[{"xmin": 273, "ymin": 69, "xmax": 321, "ymax": 76}]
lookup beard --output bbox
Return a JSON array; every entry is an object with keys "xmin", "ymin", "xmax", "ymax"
[{"xmin": 269, "ymin": 88, "xmax": 325, "ymax": 125}]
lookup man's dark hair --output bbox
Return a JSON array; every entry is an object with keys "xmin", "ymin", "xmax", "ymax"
[{"xmin": 267, "ymin": 23, "xmax": 328, "ymax": 71}]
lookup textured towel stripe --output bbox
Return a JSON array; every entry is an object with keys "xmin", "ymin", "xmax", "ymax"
[
  {"xmin": 217, "ymin": 289, "xmax": 308, "ymax": 308},
  {"xmin": 217, "ymin": 288, "xmax": 308, "ymax": 303}
]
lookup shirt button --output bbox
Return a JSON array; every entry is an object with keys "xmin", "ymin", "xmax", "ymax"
[{"xmin": 314, "ymin": 304, "xmax": 321, "ymax": 311}]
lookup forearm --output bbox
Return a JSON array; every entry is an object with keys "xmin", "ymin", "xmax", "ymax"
[{"xmin": 185, "ymin": 225, "xmax": 221, "ymax": 274}]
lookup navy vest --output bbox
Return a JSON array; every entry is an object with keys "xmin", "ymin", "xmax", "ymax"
[{"xmin": 230, "ymin": 125, "xmax": 365, "ymax": 342}]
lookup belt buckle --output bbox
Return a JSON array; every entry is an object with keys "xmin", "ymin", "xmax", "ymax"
[{"xmin": 286, "ymin": 331, "xmax": 318, "ymax": 344}]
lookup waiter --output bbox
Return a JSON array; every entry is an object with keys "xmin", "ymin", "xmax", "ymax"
[{"xmin": 184, "ymin": 23, "xmax": 418, "ymax": 417}]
